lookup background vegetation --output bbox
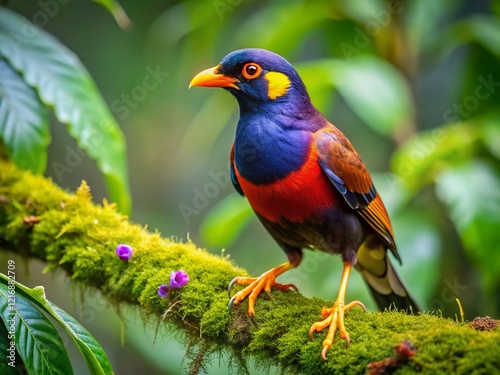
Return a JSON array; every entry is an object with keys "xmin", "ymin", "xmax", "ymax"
[{"xmin": 1, "ymin": 0, "xmax": 499, "ymax": 373}]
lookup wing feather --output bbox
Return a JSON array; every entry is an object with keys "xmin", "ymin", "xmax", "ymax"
[{"xmin": 316, "ymin": 124, "xmax": 399, "ymax": 259}]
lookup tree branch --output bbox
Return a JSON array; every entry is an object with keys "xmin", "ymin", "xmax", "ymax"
[{"xmin": 0, "ymin": 161, "xmax": 499, "ymax": 374}]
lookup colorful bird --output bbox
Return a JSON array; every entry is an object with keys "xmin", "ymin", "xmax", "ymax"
[{"xmin": 190, "ymin": 48, "xmax": 419, "ymax": 359}]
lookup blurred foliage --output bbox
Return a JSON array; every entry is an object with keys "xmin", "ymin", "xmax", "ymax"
[
  {"xmin": 2, "ymin": 0, "xmax": 500, "ymax": 374},
  {"xmin": 0, "ymin": 6, "xmax": 131, "ymax": 213},
  {"xmin": 92, "ymin": 0, "xmax": 132, "ymax": 29}
]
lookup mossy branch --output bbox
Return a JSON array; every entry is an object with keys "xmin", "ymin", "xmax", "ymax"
[{"xmin": 0, "ymin": 161, "xmax": 499, "ymax": 375}]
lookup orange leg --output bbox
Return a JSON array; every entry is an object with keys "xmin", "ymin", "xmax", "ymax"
[
  {"xmin": 228, "ymin": 262, "xmax": 298, "ymax": 318},
  {"xmin": 308, "ymin": 261, "xmax": 366, "ymax": 360}
]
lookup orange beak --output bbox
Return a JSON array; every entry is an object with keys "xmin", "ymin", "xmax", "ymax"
[{"xmin": 189, "ymin": 65, "xmax": 240, "ymax": 89}]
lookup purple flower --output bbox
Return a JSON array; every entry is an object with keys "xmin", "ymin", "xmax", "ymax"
[
  {"xmin": 115, "ymin": 244, "xmax": 133, "ymax": 261},
  {"xmin": 158, "ymin": 284, "xmax": 170, "ymax": 298},
  {"xmin": 169, "ymin": 270, "xmax": 189, "ymax": 289}
]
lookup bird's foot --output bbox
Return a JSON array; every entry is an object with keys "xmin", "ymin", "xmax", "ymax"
[
  {"xmin": 309, "ymin": 300, "xmax": 366, "ymax": 360},
  {"xmin": 228, "ymin": 266, "xmax": 298, "ymax": 318}
]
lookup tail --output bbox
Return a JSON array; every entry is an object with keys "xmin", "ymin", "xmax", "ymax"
[{"xmin": 355, "ymin": 244, "xmax": 420, "ymax": 312}]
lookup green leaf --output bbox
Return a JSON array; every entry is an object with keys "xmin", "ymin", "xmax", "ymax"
[
  {"xmin": 201, "ymin": 193, "xmax": 253, "ymax": 247},
  {"xmin": 0, "ymin": 7, "xmax": 131, "ymax": 213},
  {"xmin": 0, "ymin": 320, "xmax": 26, "ymax": 375},
  {"xmin": 0, "ymin": 274, "xmax": 114, "ymax": 375},
  {"xmin": 0, "ymin": 283, "xmax": 73, "ymax": 375},
  {"xmin": 47, "ymin": 303, "xmax": 113, "ymax": 375},
  {"xmin": 92, "ymin": 0, "xmax": 132, "ymax": 30},
  {"xmin": 435, "ymin": 160, "xmax": 500, "ymax": 301},
  {"xmin": 331, "ymin": 57, "xmax": 413, "ymax": 136},
  {"xmin": 0, "ymin": 59, "xmax": 50, "ymax": 174}
]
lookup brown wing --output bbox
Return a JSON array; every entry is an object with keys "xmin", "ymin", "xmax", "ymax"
[{"xmin": 315, "ymin": 123, "xmax": 399, "ymax": 260}]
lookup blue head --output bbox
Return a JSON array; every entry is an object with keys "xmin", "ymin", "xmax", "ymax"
[{"xmin": 190, "ymin": 48, "xmax": 315, "ymax": 115}]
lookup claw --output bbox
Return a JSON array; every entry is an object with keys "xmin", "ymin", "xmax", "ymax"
[
  {"xmin": 309, "ymin": 262, "xmax": 367, "ymax": 360},
  {"xmin": 226, "ymin": 262, "xmax": 296, "ymax": 323},
  {"xmin": 275, "ymin": 283, "xmax": 299, "ymax": 292},
  {"xmin": 286, "ymin": 283, "xmax": 299, "ymax": 292},
  {"xmin": 344, "ymin": 333, "xmax": 350, "ymax": 348},
  {"xmin": 228, "ymin": 296, "xmax": 237, "ymax": 314},
  {"xmin": 228, "ymin": 277, "xmax": 239, "ymax": 297},
  {"xmin": 321, "ymin": 345, "xmax": 330, "ymax": 361},
  {"xmin": 344, "ymin": 300, "xmax": 366, "ymax": 312}
]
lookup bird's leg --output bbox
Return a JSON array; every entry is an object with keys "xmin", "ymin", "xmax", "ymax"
[
  {"xmin": 228, "ymin": 262, "xmax": 298, "ymax": 317},
  {"xmin": 308, "ymin": 261, "xmax": 366, "ymax": 360}
]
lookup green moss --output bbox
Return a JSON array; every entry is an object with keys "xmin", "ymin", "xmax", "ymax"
[{"xmin": 0, "ymin": 161, "xmax": 499, "ymax": 374}]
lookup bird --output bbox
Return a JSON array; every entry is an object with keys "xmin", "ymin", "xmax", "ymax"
[{"xmin": 189, "ymin": 48, "xmax": 419, "ymax": 360}]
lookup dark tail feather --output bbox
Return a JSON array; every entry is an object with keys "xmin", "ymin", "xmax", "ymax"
[
  {"xmin": 356, "ymin": 244, "xmax": 420, "ymax": 313},
  {"xmin": 364, "ymin": 265, "xmax": 420, "ymax": 312}
]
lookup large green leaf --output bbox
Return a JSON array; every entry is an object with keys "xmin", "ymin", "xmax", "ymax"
[
  {"xmin": 0, "ymin": 274, "xmax": 114, "ymax": 375},
  {"xmin": 0, "ymin": 7, "xmax": 130, "ymax": 213},
  {"xmin": 0, "ymin": 283, "xmax": 73, "ymax": 375},
  {"xmin": 0, "ymin": 59, "xmax": 50, "ymax": 174},
  {"xmin": 41, "ymin": 299, "xmax": 113, "ymax": 375}
]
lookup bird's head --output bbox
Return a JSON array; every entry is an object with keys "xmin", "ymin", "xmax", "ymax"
[{"xmin": 189, "ymin": 48, "xmax": 312, "ymax": 113}]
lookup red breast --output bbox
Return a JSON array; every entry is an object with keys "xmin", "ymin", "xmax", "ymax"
[{"xmin": 234, "ymin": 143, "xmax": 339, "ymax": 223}]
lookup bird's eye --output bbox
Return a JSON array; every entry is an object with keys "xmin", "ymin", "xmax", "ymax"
[{"xmin": 242, "ymin": 63, "xmax": 262, "ymax": 80}]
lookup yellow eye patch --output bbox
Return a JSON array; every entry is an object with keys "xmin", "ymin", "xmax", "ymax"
[{"xmin": 265, "ymin": 72, "xmax": 291, "ymax": 100}]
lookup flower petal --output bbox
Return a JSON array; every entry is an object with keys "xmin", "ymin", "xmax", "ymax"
[
  {"xmin": 116, "ymin": 244, "xmax": 133, "ymax": 261},
  {"xmin": 158, "ymin": 284, "xmax": 170, "ymax": 298}
]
